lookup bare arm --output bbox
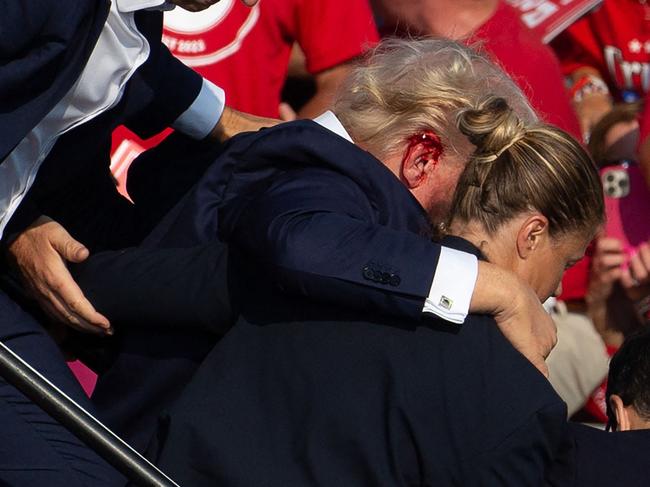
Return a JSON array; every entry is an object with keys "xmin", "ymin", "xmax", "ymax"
[
  {"xmin": 207, "ymin": 105, "xmax": 279, "ymax": 142},
  {"xmin": 297, "ymin": 64, "xmax": 353, "ymax": 119}
]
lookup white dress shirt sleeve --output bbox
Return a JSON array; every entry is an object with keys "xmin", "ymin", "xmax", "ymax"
[
  {"xmin": 172, "ymin": 79, "xmax": 226, "ymax": 140},
  {"xmin": 116, "ymin": 0, "xmax": 173, "ymax": 12},
  {"xmin": 423, "ymin": 247, "xmax": 478, "ymax": 324}
]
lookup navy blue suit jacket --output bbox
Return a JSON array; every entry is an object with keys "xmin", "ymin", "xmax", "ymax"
[
  {"xmin": 148, "ymin": 237, "xmax": 570, "ymax": 486},
  {"xmin": 2, "ymin": 6, "xmax": 203, "ymax": 250},
  {"xmin": 0, "ymin": 0, "xmax": 108, "ymax": 162},
  {"xmin": 143, "ymin": 120, "xmax": 443, "ymax": 320},
  {"xmin": 79, "ymin": 120, "xmax": 446, "ymax": 451}
]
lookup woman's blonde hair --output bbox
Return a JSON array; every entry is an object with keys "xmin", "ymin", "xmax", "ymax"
[
  {"xmin": 451, "ymin": 96, "xmax": 604, "ymax": 238},
  {"xmin": 333, "ymin": 37, "xmax": 536, "ymax": 161}
]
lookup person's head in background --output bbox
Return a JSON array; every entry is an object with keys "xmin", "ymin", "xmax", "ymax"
[
  {"xmin": 588, "ymin": 103, "xmax": 641, "ymax": 167},
  {"xmin": 333, "ymin": 37, "xmax": 535, "ymax": 224},
  {"xmin": 447, "ymin": 96, "xmax": 604, "ymax": 301},
  {"xmin": 606, "ymin": 328, "xmax": 650, "ymax": 431},
  {"xmin": 371, "ymin": 0, "xmax": 498, "ymax": 38}
]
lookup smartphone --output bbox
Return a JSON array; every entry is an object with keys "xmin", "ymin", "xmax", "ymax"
[{"xmin": 601, "ymin": 161, "xmax": 650, "ymax": 266}]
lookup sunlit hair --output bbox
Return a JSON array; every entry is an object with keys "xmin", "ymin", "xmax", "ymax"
[
  {"xmin": 450, "ymin": 95, "xmax": 604, "ymax": 238},
  {"xmin": 333, "ymin": 37, "xmax": 536, "ymax": 161}
]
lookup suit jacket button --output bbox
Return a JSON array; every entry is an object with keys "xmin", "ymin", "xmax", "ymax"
[
  {"xmin": 389, "ymin": 274, "xmax": 401, "ymax": 286},
  {"xmin": 362, "ymin": 265, "xmax": 374, "ymax": 281}
]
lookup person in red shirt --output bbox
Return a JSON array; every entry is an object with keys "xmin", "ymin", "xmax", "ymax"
[
  {"xmin": 552, "ymin": 0, "xmax": 650, "ymax": 139},
  {"xmin": 111, "ymin": 0, "xmax": 379, "ymax": 194},
  {"xmin": 373, "ymin": 0, "xmax": 581, "ymax": 140},
  {"xmin": 162, "ymin": 0, "xmax": 379, "ymax": 118}
]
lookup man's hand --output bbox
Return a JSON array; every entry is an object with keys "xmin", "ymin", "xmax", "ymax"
[
  {"xmin": 7, "ymin": 216, "xmax": 111, "ymax": 334},
  {"xmin": 209, "ymin": 106, "xmax": 279, "ymax": 142},
  {"xmin": 470, "ymin": 262, "xmax": 556, "ymax": 377}
]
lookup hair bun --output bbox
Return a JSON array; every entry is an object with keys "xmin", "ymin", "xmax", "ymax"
[{"xmin": 456, "ymin": 96, "xmax": 526, "ymax": 160}]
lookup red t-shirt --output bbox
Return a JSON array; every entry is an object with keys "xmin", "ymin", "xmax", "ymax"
[
  {"xmin": 110, "ymin": 0, "xmax": 378, "ymax": 194},
  {"xmin": 471, "ymin": 2, "xmax": 582, "ymax": 139},
  {"xmin": 553, "ymin": 0, "xmax": 650, "ymax": 100},
  {"xmin": 161, "ymin": 0, "xmax": 378, "ymax": 118}
]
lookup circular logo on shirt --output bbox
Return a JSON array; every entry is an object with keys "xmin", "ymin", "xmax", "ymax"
[
  {"xmin": 165, "ymin": 0, "xmax": 235, "ymax": 34},
  {"xmin": 162, "ymin": 2, "xmax": 259, "ymax": 67}
]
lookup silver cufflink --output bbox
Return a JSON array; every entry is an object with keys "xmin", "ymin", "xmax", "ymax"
[{"xmin": 439, "ymin": 296, "xmax": 453, "ymax": 310}]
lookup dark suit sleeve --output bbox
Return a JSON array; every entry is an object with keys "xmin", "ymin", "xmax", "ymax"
[
  {"xmin": 0, "ymin": 0, "xmax": 105, "ymax": 161},
  {"xmin": 546, "ymin": 423, "xmax": 650, "ymax": 487},
  {"xmin": 122, "ymin": 41, "xmax": 204, "ymax": 140},
  {"xmin": 221, "ymin": 168, "xmax": 442, "ymax": 321},
  {"xmin": 70, "ymin": 243, "xmax": 234, "ymax": 335},
  {"xmin": 461, "ymin": 401, "xmax": 569, "ymax": 486}
]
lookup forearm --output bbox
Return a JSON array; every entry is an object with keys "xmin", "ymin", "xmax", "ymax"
[
  {"xmin": 207, "ymin": 106, "xmax": 278, "ymax": 143},
  {"xmin": 71, "ymin": 245, "xmax": 235, "ymax": 334}
]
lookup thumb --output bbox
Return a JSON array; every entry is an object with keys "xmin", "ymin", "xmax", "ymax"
[
  {"xmin": 50, "ymin": 227, "xmax": 89, "ymax": 263},
  {"xmin": 278, "ymin": 102, "xmax": 297, "ymax": 121}
]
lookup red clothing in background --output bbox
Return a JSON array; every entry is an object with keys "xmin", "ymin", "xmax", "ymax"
[
  {"xmin": 471, "ymin": 2, "xmax": 582, "ymax": 140},
  {"xmin": 161, "ymin": 0, "xmax": 378, "ymax": 118},
  {"xmin": 553, "ymin": 0, "xmax": 650, "ymax": 100},
  {"xmin": 111, "ymin": 0, "xmax": 378, "ymax": 194}
]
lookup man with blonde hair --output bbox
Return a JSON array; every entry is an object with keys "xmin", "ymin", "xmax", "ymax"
[{"xmin": 77, "ymin": 37, "xmax": 556, "ymax": 457}]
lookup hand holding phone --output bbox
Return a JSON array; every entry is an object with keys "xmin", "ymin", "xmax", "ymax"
[{"xmin": 601, "ymin": 161, "xmax": 650, "ymax": 269}]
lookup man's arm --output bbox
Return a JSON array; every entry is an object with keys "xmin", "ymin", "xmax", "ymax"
[
  {"xmin": 222, "ymin": 167, "xmax": 555, "ymax": 374},
  {"xmin": 5, "ymin": 38, "xmax": 274, "ymax": 333},
  {"xmin": 295, "ymin": 64, "xmax": 353, "ymax": 120}
]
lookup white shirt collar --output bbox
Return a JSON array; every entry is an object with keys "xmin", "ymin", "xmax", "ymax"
[
  {"xmin": 116, "ymin": 0, "xmax": 175, "ymax": 12},
  {"xmin": 313, "ymin": 111, "xmax": 353, "ymax": 143}
]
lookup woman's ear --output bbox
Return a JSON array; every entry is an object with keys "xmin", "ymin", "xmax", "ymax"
[
  {"xmin": 515, "ymin": 214, "xmax": 549, "ymax": 259},
  {"xmin": 610, "ymin": 394, "xmax": 631, "ymax": 431}
]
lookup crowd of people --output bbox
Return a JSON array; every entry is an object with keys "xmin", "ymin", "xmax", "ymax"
[{"xmin": 2, "ymin": 0, "xmax": 650, "ymax": 485}]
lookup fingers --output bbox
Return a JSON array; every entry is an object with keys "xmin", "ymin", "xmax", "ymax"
[
  {"xmin": 278, "ymin": 102, "xmax": 297, "ymax": 122},
  {"xmin": 7, "ymin": 217, "xmax": 111, "ymax": 333},
  {"xmin": 31, "ymin": 259, "xmax": 112, "ymax": 334},
  {"xmin": 530, "ymin": 355, "xmax": 550, "ymax": 379},
  {"xmin": 48, "ymin": 222, "xmax": 90, "ymax": 263}
]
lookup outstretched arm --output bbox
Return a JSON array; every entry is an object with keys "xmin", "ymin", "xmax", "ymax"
[{"xmin": 221, "ymin": 167, "xmax": 555, "ymax": 374}]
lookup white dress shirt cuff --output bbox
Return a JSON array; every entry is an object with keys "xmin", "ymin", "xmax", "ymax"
[
  {"xmin": 117, "ymin": 0, "xmax": 175, "ymax": 12},
  {"xmin": 172, "ymin": 79, "xmax": 226, "ymax": 140},
  {"xmin": 423, "ymin": 247, "xmax": 478, "ymax": 324}
]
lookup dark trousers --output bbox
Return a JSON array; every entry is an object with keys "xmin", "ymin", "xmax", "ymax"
[{"xmin": 0, "ymin": 289, "xmax": 125, "ymax": 486}]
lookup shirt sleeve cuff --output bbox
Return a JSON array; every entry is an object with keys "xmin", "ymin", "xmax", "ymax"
[
  {"xmin": 116, "ymin": 0, "xmax": 172, "ymax": 12},
  {"xmin": 171, "ymin": 78, "xmax": 226, "ymax": 140},
  {"xmin": 422, "ymin": 247, "xmax": 478, "ymax": 324}
]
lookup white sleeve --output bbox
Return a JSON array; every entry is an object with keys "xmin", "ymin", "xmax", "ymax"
[
  {"xmin": 172, "ymin": 79, "xmax": 226, "ymax": 140},
  {"xmin": 116, "ymin": 0, "xmax": 169, "ymax": 12},
  {"xmin": 422, "ymin": 247, "xmax": 478, "ymax": 324}
]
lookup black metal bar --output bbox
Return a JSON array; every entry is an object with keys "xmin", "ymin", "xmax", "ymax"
[{"xmin": 0, "ymin": 340, "xmax": 180, "ymax": 487}]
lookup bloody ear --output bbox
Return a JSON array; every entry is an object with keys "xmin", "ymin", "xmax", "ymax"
[
  {"xmin": 400, "ymin": 131, "xmax": 445, "ymax": 187},
  {"xmin": 401, "ymin": 131, "xmax": 444, "ymax": 167}
]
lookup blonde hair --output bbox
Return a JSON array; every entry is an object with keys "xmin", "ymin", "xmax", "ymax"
[
  {"xmin": 333, "ymin": 37, "xmax": 536, "ymax": 161},
  {"xmin": 451, "ymin": 96, "xmax": 604, "ymax": 238}
]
